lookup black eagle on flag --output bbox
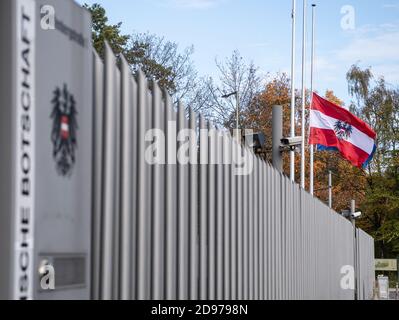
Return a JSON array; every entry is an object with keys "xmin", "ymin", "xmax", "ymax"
[
  {"xmin": 334, "ymin": 120, "xmax": 353, "ymax": 141},
  {"xmin": 50, "ymin": 84, "xmax": 78, "ymax": 177}
]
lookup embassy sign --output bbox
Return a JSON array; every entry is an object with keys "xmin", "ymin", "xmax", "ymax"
[
  {"xmin": 12, "ymin": 0, "xmax": 36, "ymax": 300},
  {"xmin": 0, "ymin": 0, "xmax": 92, "ymax": 299}
]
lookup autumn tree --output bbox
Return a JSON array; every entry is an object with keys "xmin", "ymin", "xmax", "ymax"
[
  {"xmin": 189, "ymin": 51, "xmax": 263, "ymax": 127},
  {"xmin": 241, "ymin": 76, "xmax": 369, "ymax": 212},
  {"xmin": 84, "ymin": 3, "xmax": 197, "ymax": 103},
  {"xmin": 242, "ymin": 73, "xmax": 297, "ymax": 163},
  {"xmin": 347, "ymin": 64, "xmax": 399, "ymax": 258}
]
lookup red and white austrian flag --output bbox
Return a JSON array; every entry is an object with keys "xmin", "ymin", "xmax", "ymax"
[{"xmin": 309, "ymin": 93, "xmax": 377, "ymax": 169}]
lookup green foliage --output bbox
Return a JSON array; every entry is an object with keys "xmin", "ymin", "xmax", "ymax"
[
  {"xmin": 347, "ymin": 64, "xmax": 373, "ymax": 104},
  {"xmin": 376, "ymin": 220, "xmax": 399, "ymax": 244},
  {"xmin": 83, "ymin": 3, "xmax": 197, "ymax": 102},
  {"xmin": 348, "ymin": 64, "xmax": 399, "ymax": 258},
  {"xmin": 84, "ymin": 3, "xmax": 129, "ymax": 58}
]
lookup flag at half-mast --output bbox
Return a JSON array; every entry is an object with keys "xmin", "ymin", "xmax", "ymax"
[{"xmin": 309, "ymin": 93, "xmax": 377, "ymax": 169}]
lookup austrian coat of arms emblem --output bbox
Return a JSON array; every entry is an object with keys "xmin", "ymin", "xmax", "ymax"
[
  {"xmin": 334, "ymin": 120, "xmax": 352, "ymax": 141},
  {"xmin": 50, "ymin": 84, "xmax": 78, "ymax": 177}
]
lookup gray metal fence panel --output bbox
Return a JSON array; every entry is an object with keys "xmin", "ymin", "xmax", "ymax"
[
  {"xmin": 259, "ymin": 158, "xmax": 265, "ymax": 300},
  {"xmin": 92, "ymin": 51, "xmax": 104, "ymax": 301},
  {"xmin": 208, "ymin": 124, "xmax": 216, "ymax": 300},
  {"xmin": 91, "ymin": 47, "xmax": 375, "ymax": 301},
  {"xmin": 130, "ymin": 76, "xmax": 138, "ymax": 300},
  {"xmin": 199, "ymin": 115, "xmax": 208, "ymax": 300},
  {"xmin": 177, "ymin": 101, "xmax": 189, "ymax": 300},
  {"xmin": 216, "ymin": 131, "xmax": 223, "ymax": 300},
  {"xmin": 151, "ymin": 82, "xmax": 164, "ymax": 300},
  {"xmin": 136, "ymin": 69, "xmax": 150, "ymax": 300},
  {"xmin": 357, "ymin": 228, "xmax": 375, "ymax": 300},
  {"xmin": 113, "ymin": 66, "xmax": 121, "ymax": 300},
  {"xmin": 165, "ymin": 91, "xmax": 178, "ymax": 300},
  {"xmin": 189, "ymin": 108, "xmax": 198, "ymax": 300},
  {"xmin": 255, "ymin": 155, "xmax": 259, "ymax": 300},
  {"xmin": 248, "ymin": 152, "xmax": 254, "ymax": 300},
  {"xmin": 100, "ymin": 42, "xmax": 117, "ymax": 300},
  {"xmin": 243, "ymin": 150, "xmax": 249, "ymax": 300},
  {"xmin": 120, "ymin": 57, "xmax": 133, "ymax": 300},
  {"xmin": 223, "ymin": 133, "xmax": 231, "ymax": 300},
  {"xmin": 230, "ymin": 137, "xmax": 237, "ymax": 300},
  {"xmin": 236, "ymin": 147, "xmax": 243, "ymax": 300}
]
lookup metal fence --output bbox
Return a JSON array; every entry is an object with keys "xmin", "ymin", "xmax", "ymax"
[
  {"xmin": 357, "ymin": 229, "xmax": 375, "ymax": 300},
  {"xmin": 91, "ymin": 43, "xmax": 375, "ymax": 300}
]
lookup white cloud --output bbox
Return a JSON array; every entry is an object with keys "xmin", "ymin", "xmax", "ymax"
[
  {"xmin": 372, "ymin": 64, "xmax": 399, "ymax": 84},
  {"xmin": 310, "ymin": 22, "xmax": 399, "ymax": 103},
  {"xmin": 337, "ymin": 31, "xmax": 399, "ymax": 61},
  {"xmin": 314, "ymin": 56, "xmax": 340, "ymax": 82},
  {"xmin": 325, "ymin": 22, "xmax": 399, "ymax": 82}
]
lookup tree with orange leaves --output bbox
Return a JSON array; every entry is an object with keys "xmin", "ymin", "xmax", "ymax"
[{"xmin": 242, "ymin": 74, "xmax": 367, "ymax": 212}]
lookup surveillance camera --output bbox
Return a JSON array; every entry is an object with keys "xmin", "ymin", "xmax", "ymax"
[
  {"xmin": 351, "ymin": 211, "xmax": 362, "ymax": 219},
  {"xmin": 243, "ymin": 132, "xmax": 266, "ymax": 150},
  {"xmin": 281, "ymin": 136, "xmax": 303, "ymax": 147},
  {"xmin": 341, "ymin": 210, "xmax": 351, "ymax": 218},
  {"xmin": 280, "ymin": 136, "xmax": 303, "ymax": 151}
]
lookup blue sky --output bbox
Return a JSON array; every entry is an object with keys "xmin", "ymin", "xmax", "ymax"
[{"xmin": 77, "ymin": 0, "xmax": 399, "ymax": 105}]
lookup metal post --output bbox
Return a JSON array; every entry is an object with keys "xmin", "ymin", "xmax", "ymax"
[
  {"xmin": 101, "ymin": 42, "xmax": 117, "ymax": 300},
  {"xmin": 236, "ymin": 92, "xmax": 240, "ymax": 133},
  {"xmin": 178, "ymin": 101, "xmax": 189, "ymax": 300},
  {"xmin": 208, "ymin": 123, "xmax": 216, "ymax": 300},
  {"xmin": 137, "ymin": 69, "xmax": 150, "ymax": 300},
  {"xmin": 216, "ymin": 131, "xmax": 224, "ymax": 300},
  {"xmin": 290, "ymin": 0, "xmax": 297, "ymax": 182},
  {"xmin": 165, "ymin": 91, "xmax": 177, "ymax": 300},
  {"xmin": 351, "ymin": 199, "xmax": 358, "ymax": 300},
  {"xmin": 130, "ymin": 76, "xmax": 138, "ymax": 300},
  {"xmin": 300, "ymin": 0, "xmax": 307, "ymax": 189},
  {"xmin": 189, "ymin": 108, "xmax": 198, "ymax": 300},
  {"xmin": 120, "ymin": 56, "xmax": 133, "ymax": 300},
  {"xmin": 199, "ymin": 115, "xmax": 208, "ymax": 300},
  {"xmin": 310, "ymin": 4, "xmax": 316, "ymax": 195},
  {"xmin": 397, "ymin": 255, "xmax": 399, "ymax": 294},
  {"xmin": 223, "ymin": 133, "xmax": 231, "ymax": 299},
  {"xmin": 92, "ymin": 51, "xmax": 104, "ymax": 300},
  {"xmin": 236, "ymin": 146, "xmax": 243, "ymax": 299},
  {"xmin": 272, "ymin": 105, "xmax": 283, "ymax": 173},
  {"xmin": 230, "ymin": 135, "xmax": 237, "ymax": 300},
  {"xmin": 151, "ymin": 81, "xmax": 163, "ymax": 300},
  {"xmin": 328, "ymin": 171, "xmax": 332, "ymax": 209}
]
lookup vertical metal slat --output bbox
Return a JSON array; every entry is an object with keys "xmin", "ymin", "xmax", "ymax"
[{"xmin": 100, "ymin": 42, "xmax": 117, "ymax": 300}]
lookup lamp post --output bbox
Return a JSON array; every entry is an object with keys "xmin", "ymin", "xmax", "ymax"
[
  {"xmin": 341, "ymin": 200, "xmax": 361, "ymax": 300},
  {"xmin": 222, "ymin": 91, "xmax": 239, "ymax": 135},
  {"xmin": 351, "ymin": 200, "xmax": 358, "ymax": 301},
  {"xmin": 290, "ymin": 0, "xmax": 297, "ymax": 182}
]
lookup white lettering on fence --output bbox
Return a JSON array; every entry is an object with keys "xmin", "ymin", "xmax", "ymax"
[{"xmin": 14, "ymin": 0, "xmax": 35, "ymax": 300}]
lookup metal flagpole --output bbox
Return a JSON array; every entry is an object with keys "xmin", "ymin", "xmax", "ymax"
[
  {"xmin": 236, "ymin": 91, "xmax": 240, "ymax": 133},
  {"xmin": 310, "ymin": 4, "xmax": 316, "ymax": 195},
  {"xmin": 290, "ymin": 0, "xmax": 297, "ymax": 182},
  {"xmin": 300, "ymin": 0, "xmax": 307, "ymax": 189}
]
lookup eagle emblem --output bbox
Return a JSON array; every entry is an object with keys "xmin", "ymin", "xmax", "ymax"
[
  {"xmin": 50, "ymin": 84, "xmax": 78, "ymax": 177},
  {"xmin": 334, "ymin": 120, "xmax": 352, "ymax": 141}
]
